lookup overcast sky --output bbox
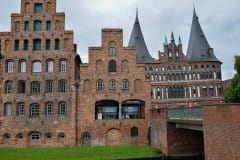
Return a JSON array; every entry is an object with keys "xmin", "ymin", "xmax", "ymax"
[{"xmin": 0, "ymin": 0, "xmax": 240, "ymax": 80}]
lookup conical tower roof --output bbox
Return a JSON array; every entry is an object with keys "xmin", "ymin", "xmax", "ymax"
[
  {"xmin": 128, "ymin": 10, "xmax": 154, "ymax": 63},
  {"xmin": 187, "ymin": 8, "xmax": 220, "ymax": 62}
]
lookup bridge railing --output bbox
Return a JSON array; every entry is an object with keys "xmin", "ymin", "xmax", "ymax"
[{"xmin": 167, "ymin": 107, "xmax": 203, "ymax": 121}]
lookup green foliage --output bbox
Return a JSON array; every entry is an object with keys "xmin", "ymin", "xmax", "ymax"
[
  {"xmin": 224, "ymin": 56, "xmax": 240, "ymax": 103},
  {"xmin": 0, "ymin": 146, "xmax": 160, "ymax": 160}
]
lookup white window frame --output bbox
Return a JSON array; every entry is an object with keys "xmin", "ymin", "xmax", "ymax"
[
  {"xmin": 20, "ymin": 61, "xmax": 26, "ymax": 73},
  {"xmin": 32, "ymin": 61, "xmax": 42, "ymax": 73},
  {"xmin": 7, "ymin": 61, "xmax": 14, "ymax": 73},
  {"xmin": 60, "ymin": 60, "xmax": 67, "ymax": 72},
  {"xmin": 47, "ymin": 60, "xmax": 54, "ymax": 72}
]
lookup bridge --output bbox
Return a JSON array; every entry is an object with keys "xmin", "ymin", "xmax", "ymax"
[{"xmin": 167, "ymin": 107, "xmax": 203, "ymax": 131}]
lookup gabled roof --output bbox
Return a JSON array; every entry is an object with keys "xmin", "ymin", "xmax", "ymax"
[
  {"xmin": 186, "ymin": 8, "xmax": 220, "ymax": 62},
  {"xmin": 128, "ymin": 11, "xmax": 155, "ymax": 63}
]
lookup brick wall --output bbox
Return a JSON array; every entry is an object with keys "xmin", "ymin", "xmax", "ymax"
[{"xmin": 203, "ymin": 104, "xmax": 240, "ymax": 160}]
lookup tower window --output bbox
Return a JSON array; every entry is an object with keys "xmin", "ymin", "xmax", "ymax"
[
  {"xmin": 14, "ymin": 40, "xmax": 19, "ymax": 51},
  {"xmin": 46, "ymin": 39, "xmax": 51, "ymax": 50},
  {"xmin": 34, "ymin": 20, "xmax": 42, "ymax": 31},
  {"xmin": 24, "ymin": 39, "xmax": 29, "ymax": 50},
  {"xmin": 24, "ymin": 21, "xmax": 29, "ymax": 31},
  {"xmin": 108, "ymin": 60, "xmax": 116, "ymax": 72},
  {"xmin": 33, "ymin": 39, "xmax": 41, "ymax": 51},
  {"xmin": 46, "ymin": 21, "xmax": 51, "ymax": 30},
  {"xmin": 34, "ymin": 3, "xmax": 43, "ymax": 13},
  {"xmin": 109, "ymin": 47, "xmax": 116, "ymax": 56},
  {"xmin": 55, "ymin": 39, "xmax": 60, "ymax": 50}
]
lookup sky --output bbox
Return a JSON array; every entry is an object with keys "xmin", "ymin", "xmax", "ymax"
[{"xmin": 0, "ymin": 0, "xmax": 240, "ymax": 80}]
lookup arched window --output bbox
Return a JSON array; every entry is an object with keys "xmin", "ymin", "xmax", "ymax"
[
  {"xmin": 33, "ymin": 39, "xmax": 41, "ymax": 51},
  {"xmin": 59, "ymin": 80, "xmax": 67, "ymax": 92},
  {"xmin": 58, "ymin": 132, "xmax": 65, "ymax": 140},
  {"xmin": 15, "ymin": 21, "xmax": 20, "ymax": 32},
  {"xmin": 202, "ymin": 87, "xmax": 208, "ymax": 97},
  {"xmin": 14, "ymin": 39, "xmax": 19, "ymax": 51},
  {"xmin": 122, "ymin": 79, "xmax": 129, "ymax": 90},
  {"xmin": 46, "ymin": 59, "xmax": 54, "ymax": 72},
  {"xmin": 82, "ymin": 131, "xmax": 91, "ymax": 140},
  {"xmin": 32, "ymin": 61, "xmax": 42, "ymax": 73},
  {"xmin": 24, "ymin": 39, "xmax": 29, "ymax": 50},
  {"xmin": 59, "ymin": 102, "xmax": 67, "ymax": 116},
  {"xmin": 45, "ymin": 133, "xmax": 52, "ymax": 139},
  {"xmin": 45, "ymin": 39, "xmax": 51, "ymax": 50},
  {"xmin": 17, "ymin": 103, "xmax": 25, "ymax": 116},
  {"xmin": 46, "ymin": 2, "xmax": 52, "ymax": 12},
  {"xmin": 3, "ymin": 133, "xmax": 11, "ymax": 140},
  {"xmin": 46, "ymin": 103, "xmax": 53, "ymax": 116},
  {"xmin": 96, "ymin": 79, "xmax": 103, "ymax": 91},
  {"xmin": 4, "ymin": 103, "xmax": 12, "ymax": 116},
  {"xmin": 24, "ymin": 21, "xmax": 29, "ymax": 31},
  {"xmin": 30, "ymin": 132, "xmax": 41, "ymax": 141},
  {"xmin": 131, "ymin": 127, "xmax": 139, "ymax": 137},
  {"xmin": 46, "ymin": 80, "xmax": 54, "ymax": 93},
  {"xmin": 6, "ymin": 60, "xmax": 14, "ymax": 73},
  {"xmin": 24, "ymin": 2, "xmax": 30, "ymax": 13},
  {"xmin": 46, "ymin": 21, "xmax": 51, "ymax": 30},
  {"xmin": 31, "ymin": 81, "xmax": 40, "ymax": 94},
  {"xmin": 60, "ymin": 59, "xmax": 67, "ymax": 72},
  {"xmin": 34, "ymin": 20, "xmax": 42, "ymax": 31},
  {"xmin": 109, "ymin": 79, "xmax": 116, "ymax": 90},
  {"xmin": 30, "ymin": 104, "xmax": 40, "ymax": 116},
  {"xmin": 109, "ymin": 47, "xmax": 116, "ymax": 56},
  {"xmin": 108, "ymin": 60, "xmax": 116, "ymax": 72},
  {"xmin": 5, "ymin": 81, "xmax": 13, "ymax": 94},
  {"xmin": 18, "ymin": 81, "xmax": 26, "ymax": 94},
  {"xmin": 34, "ymin": 3, "xmax": 42, "ymax": 13},
  {"xmin": 55, "ymin": 39, "xmax": 60, "ymax": 50},
  {"xmin": 16, "ymin": 133, "xmax": 24, "ymax": 139}
]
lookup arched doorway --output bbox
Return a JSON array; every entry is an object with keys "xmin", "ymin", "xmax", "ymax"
[{"xmin": 107, "ymin": 129, "xmax": 123, "ymax": 146}]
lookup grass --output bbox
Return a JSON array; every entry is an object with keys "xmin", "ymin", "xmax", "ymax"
[{"xmin": 0, "ymin": 146, "xmax": 161, "ymax": 160}]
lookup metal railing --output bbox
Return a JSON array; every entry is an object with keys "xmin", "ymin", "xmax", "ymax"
[{"xmin": 168, "ymin": 107, "xmax": 203, "ymax": 121}]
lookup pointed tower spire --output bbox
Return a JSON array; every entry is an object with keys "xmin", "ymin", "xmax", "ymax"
[
  {"xmin": 178, "ymin": 36, "xmax": 182, "ymax": 45},
  {"xmin": 128, "ymin": 9, "xmax": 154, "ymax": 63},
  {"xmin": 171, "ymin": 31, "xmax": 175, "ymax": 42},
  {"xmin": 163, "ymin": 36, "xmax": 168, "ymax": 46},
  {"xmin": 186, "ymin": 7, "xmax": 220, "ymax": 62}
]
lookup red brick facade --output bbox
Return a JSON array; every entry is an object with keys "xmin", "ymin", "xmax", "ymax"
[{"xmin": 203, "ymin": 104, "xmax": 240, "ymax": 160}]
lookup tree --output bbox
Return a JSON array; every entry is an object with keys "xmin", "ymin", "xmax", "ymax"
[{"xmin": 224, "ymin": 55, "xmax": 240, "ymax": 103}]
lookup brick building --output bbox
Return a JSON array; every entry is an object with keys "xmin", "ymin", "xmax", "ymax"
[{"xmin": 0, "ymin": 0, "xmax": 224, "ymax": 148}]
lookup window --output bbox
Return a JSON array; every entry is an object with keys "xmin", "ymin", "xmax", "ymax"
[
  {"xmin": 47, "ymin": 60, "xmax": 54, "ymax": 72},
  {"xmin": 46, "ymin": 21, "xmax": 51, "ymax": 30},
  {"xmin": 18, "ymin": 81, "xmax": 26, "ymax": 94},
  {"xmin": 24, "ymin": 39, "xmax": 29, "ymax": 50},
  {"xmin": 6, "ymin": 60, "xmax": 14, "ymax": 73},
  {"xmin": 31, "ymin": 81, "xmax": 40, "ymax": 94},
  {"xmin": 60, "ymin": 59, "xmax": 67, "ymax": 72},
  {"xmin": 5, "ymin": 81, "xmax": 13, "ymax": 94},
  {"xmin": 59, "ymin": 80, "xmax": 67, "ymax": 92},
  {"xmin": 109, "ymin": 79, "xmax": 116, "ymax": 90},
  {"xmin": 108, "ymin": 60, "xmax": 116, "ymax": 72},
  {"xmin": 3, "ymin": 133, "xmax": 11, "ymax": 140},
  {"xmin": 34, "ymin": 3, "xmax": 43, "ymax": 13},
  {"xmin": 83, "ymin": 131, "xmax": 91, "ymax": 140},
  {"xmin": 122, "ymin": 105, "xmax": 141, "ymax": 119},
  {"xmin": 45, "ymin": 133, "xmax": 52, "ymax": 139},
  {"xmin": 16, "ymin": 133, "xmax": 24, "ymax": 139},
  {"xmin": 96, "ymin": 79, "xmax": 103, "ymax": 91},
  {"xmin": 19, "ymin": 60, "xmax": 26, "ymax": 73},
  {"xmin": 46, "ymin": 39, "xmax": 51, "ymax": 50},
  {"xmin": 109, "ymin": 47, "xmax": 116, "ymax": 56},
  {"xmin": 31, "ymin": 133, "xmax": 40, "ymax": 141},
  {"xmin": 4, "ymin": 103, "xmax": 12, "ymax": 116},
  {"xmin": 46, "ymin": 103, "xmax": 53, "ymax": 116},
  {"xmin": 58, "ymin": 132, "xmax": 65, "ymax": 140},
  {"xmin": 30, "ymin": 104, "xmax": 40, "ymax": 116},
  {"xmin": 17, "ymin": 103, "xmax": 25, "ymax": 116},
  {"xmin": 59, "ymin": 102, "xmax": 67, "ymax": 116},
  {"xmin": 32, "ymin": 61, "xmax": 42, "ymax": 73},
  {"xmin": 33, "ymin": 39, "xmax": 41, "ymax": 51},
  {"xmin": 95, "ymin": 100, "xmax": 119, "ymax": 120},
  {"xmin": 55, "ymin": 39, "xmax": 60, "ymax": 50},
  {"xmin": 14, "ymin": 40, "xmax": 19, "ymax": 51},
  {"xmin": 24, "ymin": 21, "xmax": 29, "ymax": 31},
  {"xmin": 46, "ymin": 80, "xmax": 54, "ymax": 93},
  {"xmin": 122, "ymin": 79, "xmax": 129, "ymax": 90},
  {"xmin": 34, "ymin": 20, "xmax": 42, "ymax": 31},
  {"xmin": 131, "ymin": 127, "xmax": 139, "ymax": 137}
]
